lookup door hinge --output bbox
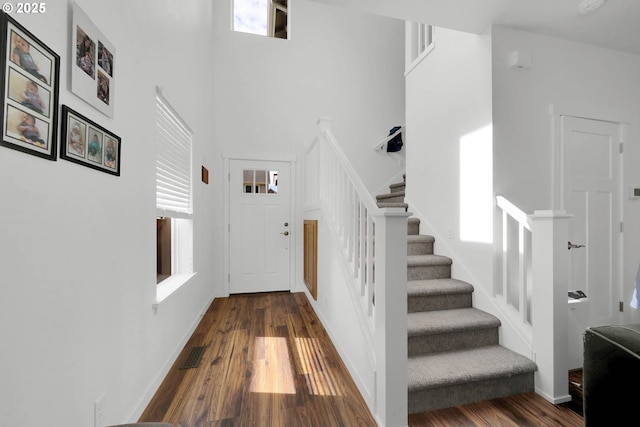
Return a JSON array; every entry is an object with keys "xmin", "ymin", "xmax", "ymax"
[
  {"xmin": 228, "ymin": 223, "xmax": 230, "ymax": 232},
  {"xmin": 620, "ymin": 222, "xmax": 624, "ymax": 233},
  {"xmin": 620, "ymin": 142, "xmax": 624, "ymax": 154},
  {"xmin": 228, "ymin": 172, "xmax": 231, "ymax": 181},
  {"xmin": 228, "ymin": 273, "xmax": 231, "ymax": 283},
  {"xmin": 620, "ymin": 301, "xmax": 624, "ymax": 312}
]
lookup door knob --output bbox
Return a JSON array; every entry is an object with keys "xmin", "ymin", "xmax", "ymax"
[
  {"xmin": 281, "ymin": 231, "xmax": 289, "ymax": 236},
  {"xmin": 568, "ymin": 241, "xmax": 586, "ymax": 250}
]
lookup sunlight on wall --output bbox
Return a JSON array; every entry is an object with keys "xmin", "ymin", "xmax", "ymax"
[
  {"xmin": 249, "ymin": 337, "xmax": 296, "ymax": 394},
  {"xmin": 460, "ymin": 124, "xmax": 493, "ymax": 243},
  {"xmin": 233, "ymin": 0, "xmax": 268, "ymax": 36}
]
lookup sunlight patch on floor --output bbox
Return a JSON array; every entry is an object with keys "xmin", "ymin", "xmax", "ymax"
[
  {"xmin": 249, "ymin": 337, "xmax": 296, "ymax": 394},
  {"xmin": 295, "ymin": 337, "xmax": 343, "ymax": 396}
]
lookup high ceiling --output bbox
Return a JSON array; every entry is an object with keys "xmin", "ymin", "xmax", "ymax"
[{"xmin": 310, "ymin": 0, "xmax": 640, "ymax": 55}]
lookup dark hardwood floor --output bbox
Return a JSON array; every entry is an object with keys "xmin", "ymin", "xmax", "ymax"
[
  {"xmin": 139, "ymin": 292, "xmax": 585, "ymax": 427},
  {"xmin": 139, "ymin": 292, "xmax": 376, "ymax": 426},
  {"xmin": 409, "ymin": 392, "xmax": 583, "ymax": 427}
]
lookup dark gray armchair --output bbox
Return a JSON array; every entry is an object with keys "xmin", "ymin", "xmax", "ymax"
[{"xmin": 583, "ymin": 324, "xmax": 640, "ymax": 426}]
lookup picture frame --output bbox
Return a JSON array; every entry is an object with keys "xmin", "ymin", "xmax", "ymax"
[
  {"xmin": 60, "ymin": 105, "xmax": 121, "ymax": 176},
  {"xmin": 0, "ymin": 12, "xmax": 60, "ymax": 160},
  {"xmin": 71, "ymin": 3, "xmax": 115, "ymax": 118}
]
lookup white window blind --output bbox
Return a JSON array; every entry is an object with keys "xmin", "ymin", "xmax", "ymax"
[{"xmin": 156, "ymin": 87, "xmax": 192, "ymax": 218}]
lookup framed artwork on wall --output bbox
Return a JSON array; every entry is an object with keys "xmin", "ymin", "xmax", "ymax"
[
  {"xmin": 0, "ymin": 12, "xmax": 60, "ymax": 160},
  {"xmin": 71, "ymin": 2, "xmax": 115, "ymax": 118},
  {"xmin": 60, "ymin": 105, "xmax": 121, "ymax": 176}
]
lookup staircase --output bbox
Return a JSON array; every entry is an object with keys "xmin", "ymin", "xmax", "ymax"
[{"xmin": 376, "ymin": 178, "xmax": 538, "ymax": 414}]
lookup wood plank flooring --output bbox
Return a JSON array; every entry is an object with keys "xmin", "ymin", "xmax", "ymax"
[
  {"xmin": 139, "ymin": 292, "xmax": 377, "ymax": 427},
  {"xmin": 139, "ymin": 291, "xmax": 585, "ymax": 427},
  {"xmin": 408, "ymin": 393, "xmax": 583, "ymax": 427}
]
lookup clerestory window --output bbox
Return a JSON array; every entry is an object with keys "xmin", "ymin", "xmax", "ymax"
[{"xmin": 233, "ymin": 0, "xmax": 288, "ymax": 39}]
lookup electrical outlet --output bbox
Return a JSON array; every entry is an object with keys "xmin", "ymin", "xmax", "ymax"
[{"xmin": 94, "ymin": 394, "xmax": 106, "ymax": 427}]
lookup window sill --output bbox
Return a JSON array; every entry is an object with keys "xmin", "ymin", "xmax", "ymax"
[{"xmin": 153, "ymin": 272, "xmax": 197, "ymax": 308}]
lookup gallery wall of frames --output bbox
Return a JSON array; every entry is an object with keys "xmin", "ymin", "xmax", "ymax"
[{"xmin": 0, "ymin": 3, "xmax": 120, "ymax": 175}]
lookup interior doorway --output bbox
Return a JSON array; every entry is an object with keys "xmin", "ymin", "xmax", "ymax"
[{"xmin": 560, "ymin": 115, "xmax": 622, "ymax": 369}]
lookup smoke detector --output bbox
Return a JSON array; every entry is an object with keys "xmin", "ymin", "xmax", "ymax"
[{"xmin": 578, "ymin": 0, "xmax": 607, "ymax": 15}]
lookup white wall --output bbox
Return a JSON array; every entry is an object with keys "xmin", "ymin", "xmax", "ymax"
[
  {"xmin": 0, "ymin": 1, "xmax": 219, "ymax": 426},
  {"xmin": 0, "ymin": 1, "xmax": 404, "ymax": 426},
  {"xmin": 211, "ymin": 0, "xmax": 406, "ymax": 196},
  {"xmin": 492, "ymin": 26, "xmax": 640, "ymax": 324},
  {"xmin": 405, "ymin": 27, "xmax": 494, "ymax": 304}
]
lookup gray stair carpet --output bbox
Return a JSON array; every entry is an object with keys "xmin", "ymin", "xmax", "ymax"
[{"xmin": 376, "ymin": 178, "xmax": 538, "ymax": 414}]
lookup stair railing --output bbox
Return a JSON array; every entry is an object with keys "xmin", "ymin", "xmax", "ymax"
[
  {"xmin": 496, "ymin": 195, "xmax": 572, "ymax": 404},
  {"xmin": 306, "ymin": 117, "xmax": 409, "ymax": 427},
  {"xmin": 495, "ymin": 195, "xmax": 534, "ymax": 333}
]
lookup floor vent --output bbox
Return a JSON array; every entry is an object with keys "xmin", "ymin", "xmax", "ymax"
[{"xmin": 180, "ymin": 346, "xmax": 206, "ymax": 369}]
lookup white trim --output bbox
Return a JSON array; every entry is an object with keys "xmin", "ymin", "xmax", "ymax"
[
  {"xmin": 153, "ymin": 272, "xmax": 197, "ymax": 307},
  {"xmin": 405, "ymin": 22, "xmax": 435, "ymax": 77}
]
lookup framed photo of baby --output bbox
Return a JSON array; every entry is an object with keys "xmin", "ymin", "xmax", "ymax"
[
  {"xmin": 0, "ymin": 12, "xmax": 60, "ymax": 160},
  {"xmin": 60, "ymin": 105, "xmax": 121, "ymax": 176},
  {"xmin": 71, "ymin": 3, "xmax": 115, "ymax": 118}
]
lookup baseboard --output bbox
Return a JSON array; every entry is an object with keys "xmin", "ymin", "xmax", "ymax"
[
  {"xmin": 534, "ymin": 386, "xmax": 572, "ymax": 405},
  {"xmin": 126, "ymin": 293, "xmax": 215, "ymax": 422}
]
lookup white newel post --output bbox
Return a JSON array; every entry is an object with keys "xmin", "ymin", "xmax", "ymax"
[
  {"xmin": 529, "ymin": 210, "xmax": 572, "ymax": 404},
  {"xmin": 373, "ymin": 208, "xmax": 410, "ymax": 427}
]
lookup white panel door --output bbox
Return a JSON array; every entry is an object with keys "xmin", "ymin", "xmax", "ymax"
[
  {"xmin": 229, "ymin": 160, "xmax": 291, "ymax": 294},
  {"xmin": 562, "ymin": 116, "xmax": 621, "ymax": 368}
]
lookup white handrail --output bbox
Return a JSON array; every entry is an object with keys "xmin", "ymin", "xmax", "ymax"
[
  {"xmin": 372, "ymin": 125, "xmax": 405, "ymax": 152},
  {"xmin": 496, "ymin": 195, "xmax": 531, "ymax": 231},
  {"xmin": 496, "ymin": 194, "xmax": 533, "ymax": 331},
  {"xmin": 306, "ymin": 119, "xmax": 409, "ymax": 427},
  {"xmin": 495, "ymin": 194, "xmax": 572, "ymax": 403}
]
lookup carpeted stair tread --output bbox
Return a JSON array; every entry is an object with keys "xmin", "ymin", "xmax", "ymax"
[
  {"xmin": 389, "ymin": 182, "xmax": 406, "ymax": 193},
  {"xmin": 373, "ymin": 177, "xmax": 537, "ymax": 412},
  {"xmin": 378, "ymin": 202, "xmax": 409, "ymax": 209},
  {"xmin": 408, "ymin": 278, "xmax": 473, "ymax": 297},
  {"xmin": 408, "ymin": 308, "xmax": 500, "ymax": 337},
  {"xmin": 408, "ymin": 254, "xmax": 452, "ymax": 267},
  {"xmin": 408, "ymin": 345, "xmax": 538, "ymax": 391},
  {"xmin": 408, "ymin": 235, "xmax": 435, "ymax": 244},
  {"xmin": 376, "ymin": 191, "xmax": 405, "ymax": 201}
]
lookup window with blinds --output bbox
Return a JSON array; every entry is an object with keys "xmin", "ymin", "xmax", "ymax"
[
  {"xmin": 156, "ymin": 87, "xmax": 193, "ymax": 219},
  {"xmin": 155, "ymin": 87, "xmax": 194, "ymax": 286}
]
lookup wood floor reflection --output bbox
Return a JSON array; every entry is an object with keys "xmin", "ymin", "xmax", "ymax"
[{"xmin": 139, "ymin": 292, "xmax": 377, "ymax": 427}]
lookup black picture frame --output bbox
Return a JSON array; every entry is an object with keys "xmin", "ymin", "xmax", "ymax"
[
  {"xmin": 0, "ymin": 12, "xmax": 60, "ymax": 160},
  {"xmin": 60, "ymin": 105, "xmax": 121, "ymax": 176}
]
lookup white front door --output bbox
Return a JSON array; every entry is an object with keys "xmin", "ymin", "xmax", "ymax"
[
  {"xmin": 561, "ymin": 115, "xmax": 622, "ymax": 368},
  {"xmin": 229, "ymin": 159, "xmax": 291, "ymax": 294}
]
